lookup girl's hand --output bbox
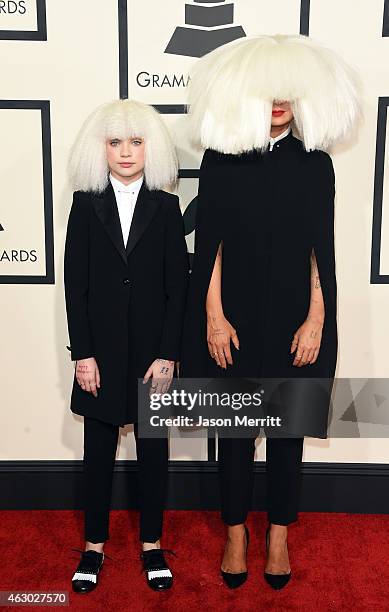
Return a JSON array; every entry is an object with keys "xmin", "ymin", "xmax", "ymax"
[
  {"xmin": 143, "ymin": 358, "xmax": 175, "ymax": 397},
  {"xmin": 76, "ymin": 357, "xmax": 100, "ymax": 397},
  {"xmin": 207, "ymin": 313, "xmax": 240, "ymax": 369},
  {"xmin": 290, "ymin": 317, "xmax": 323, "ymax": 366}
]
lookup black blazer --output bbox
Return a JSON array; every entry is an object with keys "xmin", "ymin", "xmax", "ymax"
[{"xmin": 64, "ymin": 180, "xmax": 189, "ymax": 426}]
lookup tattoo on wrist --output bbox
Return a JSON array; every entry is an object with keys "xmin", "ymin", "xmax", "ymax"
[
  {"xmin": 210, "ymin": 316, "xmax": 223, "ymax": 324},
  {"xmin": 156, "ymin": 358, "xmax": 174, "ymax": 366}
]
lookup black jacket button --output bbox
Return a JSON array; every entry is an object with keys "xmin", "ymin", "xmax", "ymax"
[{"xmin": 123, "ymin": 278, "xmax": 130, "ymax": 285}]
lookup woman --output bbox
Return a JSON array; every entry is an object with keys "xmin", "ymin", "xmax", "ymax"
[
  {"xmin": 180, "ymin": 34, "xmax": 360, "ymax": 590},
  {"xmin": 64, "ymin": 99, "xmax": 189, "ymax": 593}
]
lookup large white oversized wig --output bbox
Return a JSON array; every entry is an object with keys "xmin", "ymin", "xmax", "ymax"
[
  {"xmin": 68, "ymin": 99, "xmax": 178, "ymax": 193},
  {"xmin": 187, "ymin": 34, "xmax": 361, "ymax": 154}
]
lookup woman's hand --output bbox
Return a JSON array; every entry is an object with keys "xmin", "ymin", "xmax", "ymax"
[
  {"xmin": 207, "ymin": 313, "xmax": 240, "ymax": 369},
  {"xmin": 290, "ymin": 317, "xmax": 323, "ymax": 366},
  {"xmin": 143, "ymin": 358, "xmax": 175, "ymax": 397},
  {"xmin": 76, "ymin": 357, "xmax": 100, "ymax": 397}
]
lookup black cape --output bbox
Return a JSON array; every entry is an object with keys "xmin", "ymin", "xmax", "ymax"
[{"xmin": 179, "ymin": 131, "xmax": 337, "ymax": 438}]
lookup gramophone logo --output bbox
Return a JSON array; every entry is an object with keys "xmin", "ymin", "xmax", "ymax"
[{"xmin": 165, "ymin": 0, "xmax": 246, "ymax": 58}]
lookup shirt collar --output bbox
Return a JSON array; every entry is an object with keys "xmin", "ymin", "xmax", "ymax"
[
  {"xmin": 269, "ymin": 124, "xmax": 292, "ymax": 147},
  {"xmin": 109, "ymin": 172, "xmax": 144, "ymax": 195}
]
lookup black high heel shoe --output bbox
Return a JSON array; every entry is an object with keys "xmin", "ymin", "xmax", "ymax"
[
  {"xmin": 264, "ymin": 524, "xmax": 292, "ymax": 590},
  {"xmin": 221, "ymin": 525, "xmax": 250, "ymax": 589}
]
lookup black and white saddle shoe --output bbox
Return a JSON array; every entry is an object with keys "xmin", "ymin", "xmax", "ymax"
[
  {"xmin": 140, "ymin": 548, "xmax": 175, "ymax": 591},
  {"xmin": 71, "ymin": 549, "xmax": 104, "ymax": 593}
]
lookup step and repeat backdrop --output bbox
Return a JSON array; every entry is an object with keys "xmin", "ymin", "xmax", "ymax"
[{"xmin": 1, "ymin": 0, "xmax": 389, "ymax": 463}]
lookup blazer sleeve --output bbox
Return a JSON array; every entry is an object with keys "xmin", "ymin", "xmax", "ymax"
[
  {"xmin": 311, "ymin": 152, "xmax": 337, "ymax": 320},
  {"xmin": 64, "ymin": 191, "xmax": 94, "ymax": 361},
  {"xmin": 158, "ymin": 195, "xmax": 190, "ymax": 361}
]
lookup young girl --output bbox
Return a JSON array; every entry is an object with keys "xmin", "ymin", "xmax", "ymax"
[{"xmin": 64, "ymin": 99, "xmax": 189, "ymax": 593}]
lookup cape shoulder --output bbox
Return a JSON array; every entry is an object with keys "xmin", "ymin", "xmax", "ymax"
[{"xmin": 306, "ymin": 149, "xmax": 335, "ymax": 186}]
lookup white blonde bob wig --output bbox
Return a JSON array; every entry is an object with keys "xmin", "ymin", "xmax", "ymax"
[
  {"xmin": 68, "ymin": 99, "xmax": 178, "ymax": 193},
  {"xmin": 187, "ymin": 34, "xmax": 361, "ymax": 154}
]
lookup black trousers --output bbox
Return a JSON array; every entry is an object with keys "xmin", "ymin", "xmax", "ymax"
[
  {"xmin": 218, "ymin": 436, "xmax": 304, "ymax": 526},
  {"xmin": 83, "ymin": 416, "xmax": 168, "ymax": 543}
]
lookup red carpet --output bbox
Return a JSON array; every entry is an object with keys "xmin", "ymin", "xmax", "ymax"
[{"xmin": 1, "ymin": 510, "xmax": 389, "ymax": 611}]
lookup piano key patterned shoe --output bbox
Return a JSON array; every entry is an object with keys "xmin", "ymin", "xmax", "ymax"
[
  {"xmin": 140, "ymin": 548, "xmax": 176, "ymax": 591},
  {"xmin": 71, "ymin": 549, "xmax": 104, "ymax": 593}
]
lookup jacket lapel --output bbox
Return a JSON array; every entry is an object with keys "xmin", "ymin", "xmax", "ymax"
[
  {"xmin": 92, "ymin": 179, "xmax": 161, "ymax": 264},
  {"xmin": 125, "ymin": 181, "xmax": 160, "ymax": 257},
  {"xmin": 92, "ymin": 182, "xmax": 127, "ymax": 265}
]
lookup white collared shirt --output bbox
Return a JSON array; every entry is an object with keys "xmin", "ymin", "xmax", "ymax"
[
  {"xmin": 109, "ymin": 172, "xmax": 144, "ymax": 247},
  {"xmin": 268, "ymin": 124, "xmax": 292, "ymax": 151}
]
